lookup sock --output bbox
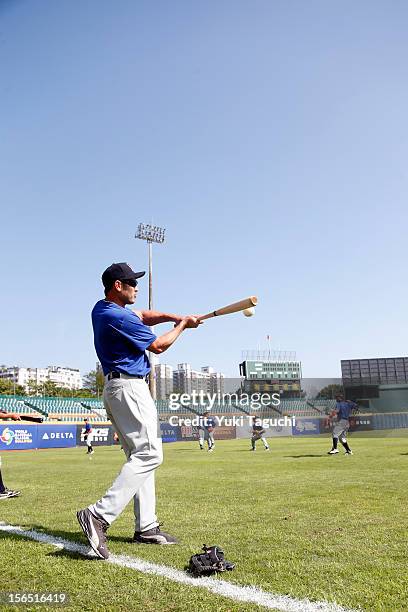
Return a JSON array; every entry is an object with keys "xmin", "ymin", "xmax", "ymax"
[
  {"xmin": 341, "ymin": 440, "xmax": 351, "ymax": 452},
  {"xmin": 0, "ymin": 469, "xmax": 6, "ymax": 493},
  {"xmin": 332, "ymin": 438, "xmax": 338, "ymax": 450}
]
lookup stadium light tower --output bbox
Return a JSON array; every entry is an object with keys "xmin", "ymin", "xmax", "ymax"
[{"xmin": 135, "ymin": 223, "xmax": 166, "ymax": 400}]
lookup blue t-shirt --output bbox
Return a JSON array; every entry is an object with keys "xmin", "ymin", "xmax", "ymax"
[
  {"xmin": 92, "ymin": 300, "xmax": 157, "ymax": 376},
  {"xmin": 85, "ymin": 422, "xmax": 92, "ymax": 432},
  {"xmin": 336, "ymin": 400, "xmax": 357, "ymax": 420}
]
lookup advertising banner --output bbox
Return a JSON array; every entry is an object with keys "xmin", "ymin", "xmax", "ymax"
[
  {"xmin": 212, "ymin": 425, "xmax": 236, "ymax": 440},
  {"xmin": 0, "ymin": 424, "xmax": 38, "ymax": 451},
  {"xmin": 349, "ymin": 416, "xmax": 373, "ymax": 432},
  {"xmin": 236, "ymin": 421, "xmax": 292, "ymax": 439},
  {"xmin": 76, "ymin": 425, "xmax": 113, "ymax": 446},
  {"xmin": 265, "ymin": 424, "xmax": 293, "ymax": 437},
  {"xmin": 38, "ymin": 425, "xmax": 77, "ymax": 448},
  {"xmin": 235, "ymin": 422, "xmax": 252, "ymax": 439},
  {"xmin": 177, "ymin": 425, "xmax": 200, "ymax": 441},
  {"xmin": 319, "ymin": 417, "xmax": 332, "ymax": 435},
  {"xmin": 160, "ymin": 422, "xmax": 180, "ymax": 443},
  {"xmin": 292, "ymin": 418, "xmax": 321, "ymax": 436}
]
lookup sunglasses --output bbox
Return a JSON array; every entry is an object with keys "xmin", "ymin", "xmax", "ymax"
[{"xmin": 121, "ymin": 279, "xmax": 138, "ymax": 288}]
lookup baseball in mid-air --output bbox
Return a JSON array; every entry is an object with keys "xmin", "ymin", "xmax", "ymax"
[{"xmin": 243, "ymin": 307, "xmax": 255, "ymax": 317}]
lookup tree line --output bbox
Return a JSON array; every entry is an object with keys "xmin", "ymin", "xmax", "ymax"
[{"xmin": 0, "ymin": 369, "xmax": 105, "ymax": 398}]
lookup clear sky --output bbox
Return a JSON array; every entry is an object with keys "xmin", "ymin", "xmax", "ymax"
[{"xmin": 1, "ymin": 0, "xmax": 407, "ymax": 378}]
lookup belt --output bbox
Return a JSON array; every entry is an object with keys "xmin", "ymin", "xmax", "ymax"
[{"xmin": 107, "ymin": 372, "xmax": 145, "ymax": 381}]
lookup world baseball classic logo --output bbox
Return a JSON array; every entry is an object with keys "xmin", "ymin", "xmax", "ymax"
[{"xmin": 0, "ymin": 427, "xmax": 15, "ymax": 446}]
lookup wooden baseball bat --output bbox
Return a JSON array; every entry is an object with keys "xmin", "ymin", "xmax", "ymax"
[{"xmin": 198, "ymin": 296, "xmax": 258, "ymax": 321}]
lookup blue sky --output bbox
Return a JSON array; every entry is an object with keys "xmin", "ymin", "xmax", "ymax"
[{"xmin": 1, "ymin": 0, "xmax": 407, "ymax": 377}]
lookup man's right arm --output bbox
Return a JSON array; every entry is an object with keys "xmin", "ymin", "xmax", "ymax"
[{"xmin": 148, "ymin": 316, "xmax": 201, "ymax": 354}]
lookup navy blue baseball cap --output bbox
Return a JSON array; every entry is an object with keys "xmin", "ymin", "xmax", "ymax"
[{"xmin": 102, "ymin": 262, "xmax": 145, "ymax": 288}]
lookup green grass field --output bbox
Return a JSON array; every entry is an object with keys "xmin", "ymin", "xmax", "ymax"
[{"xmin": 1, "ymin": 436, "xmax": 407, "ymax": 611}]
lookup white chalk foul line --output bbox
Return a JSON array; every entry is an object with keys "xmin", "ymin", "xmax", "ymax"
[{"xmin": 0, "ymin": 522, "xmax": 359, "ymax": 612}]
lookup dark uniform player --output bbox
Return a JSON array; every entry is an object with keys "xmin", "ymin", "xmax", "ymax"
[
  {"xmin": 198, "ymin": 411, "xmax": 216, "ymax": 452},
  {"xmin": 0, "ymin": 410, "xmax": 21, "ymax": 499},
  {"xmin": 328, "ymin": 394, "xmax": 358, "ymax": 455},
  {"xmin": 250, "ymin": 416, "xmax": 270, "ymax": 451}
]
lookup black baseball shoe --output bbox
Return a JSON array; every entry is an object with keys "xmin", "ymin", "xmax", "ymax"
[
  {"xmin": 76, "ymin": 508, "xmax": 109, "ymax": 559},
  {"xmin": 133, "ymin": 525, "xmax": 179, "ymax": 545},
  {"xmin": 0, "ymin": 489, "xmax": 21, "ymax": 499}
]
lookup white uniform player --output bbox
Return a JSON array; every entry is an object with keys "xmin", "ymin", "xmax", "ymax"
[
  {"xmin": 250, "ymin": 417, "xmax": 270, "ymax": 451},
  {"xmin": 84, "ymin": 419, "xmax": 94, "ymax": 455},
  {"xmin": 198, "ymin": 411, "xmax": 215, "ymax": 452}
]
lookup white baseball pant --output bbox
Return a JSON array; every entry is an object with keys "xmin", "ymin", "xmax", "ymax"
[
  {"xmin": 89, "ymin": 375, "xmax": 162, "ymax": 532},
  {"xmin": 332, "ymin": 418, "xmax": 350, "ymax": 442},
  {"xmin": 251, "ymin": 434, "xmax": 269, "ymax": 449},
  {"xmin": 199, "ymin": 429, "xmax": 214, "ymax": 448},
  {"xmin": 86, "ymin": 431, "xmax": 94, "ymax": 448}
]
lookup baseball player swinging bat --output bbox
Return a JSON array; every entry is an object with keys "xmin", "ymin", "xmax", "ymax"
[{"xmin": 198, "ymin": 296, "xmax": 258, "ymax": 321}]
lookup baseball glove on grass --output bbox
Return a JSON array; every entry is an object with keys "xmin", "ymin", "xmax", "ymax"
[{"xmin": 187, "ymin": 545, "xmax": 235, "ymax": 577}]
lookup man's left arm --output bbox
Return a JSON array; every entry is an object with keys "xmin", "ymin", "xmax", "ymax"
[{"xmin": 132, "ymin": 310, "xmax": 184, "ymax": 326}]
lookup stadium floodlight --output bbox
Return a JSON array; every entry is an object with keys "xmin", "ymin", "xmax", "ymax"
[
  {"xmin": 135, "ymin": 223, "xmax": 166, "ymax": 401},
  {"xmin": 135, "ymin": 223, "xmax": 166, "ymax": 244}
]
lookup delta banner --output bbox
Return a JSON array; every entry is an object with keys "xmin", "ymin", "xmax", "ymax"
[
  {"xmin": 160, "ymin": 422, "xmax": 180, "ymax": 443},
  {"xmin": 292, "ymin": 418, "xmax": 321, "ymax": 436},
  {"xmin": 76, "ymin": 425, "xmax": 113, "ymax": 446},
  {"xmin": 38, "ymin": 424, "xmax": 77, "ymax": 449},
  {"xmin": 0, "ymin": 424, "xmax": 38, "ymax": 451}
]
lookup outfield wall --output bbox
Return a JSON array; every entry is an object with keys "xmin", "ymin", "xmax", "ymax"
[
  {"xmin": 0, "ymin": 424, "xmax": 114, "ymax": 451},
  {"xmin": 1, "ymin": 414, "xmax": 407, "ymax": 451}
]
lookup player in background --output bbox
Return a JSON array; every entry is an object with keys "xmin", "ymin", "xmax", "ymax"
[
  {"xmin": 250, "ymin": 416, "xmax": 270, "ymax": 451},
  {"xmin": 84, "ymin": 418, "xmax": 94, "ymax": 455},
  {"xmin": 0, "ymin": 410, "xmax": 21, "ymax": 499},
  {"xmin": 198, "ymin": 411, "xmax": 216, "ymax": 452},
  {"xmin": 328, "ymin": 394, "xmax": 358, "ymax": 455}
]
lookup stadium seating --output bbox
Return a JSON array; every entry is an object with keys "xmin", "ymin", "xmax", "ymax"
[
  {"xmin": 0, "ymin": 396, "xmax": 38, "ymax": 416},
  {"xmin": 0, "ymin": 396, "xmax": 108, "ymax": 423},
  {"xmin": 279, "ymin": 399, "xmax": 317, "ymax": 417},
  {"xmin": 79, "ymin": 401, "xmax": 107, "ymax": 421}
]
